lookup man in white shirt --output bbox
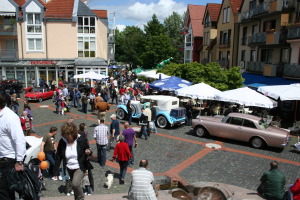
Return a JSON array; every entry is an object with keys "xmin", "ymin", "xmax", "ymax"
[
  {"xmin": 0, "ymin": 94, "xmax": 26, "ymax": 199},
  {"xmin": 62, "ymin": 85, "xmax": 69, "ymax": 102},
  {"xmin": 94, "ymin": 119, "xmax": 109, "ymax": 167}
]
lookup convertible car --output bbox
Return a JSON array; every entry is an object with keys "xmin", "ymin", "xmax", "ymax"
[
  {"xmin": 25, "ymin": 87, "xmax": 54, "ymax": 102},
  {"xmin": 192, "ymin": 113, "xmax": 290, "ymax": 149}
]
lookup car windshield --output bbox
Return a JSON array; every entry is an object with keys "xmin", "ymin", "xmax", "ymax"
[
  {"xmin": 259, "ymin": 119, "xmax": 269, "ymax": 129},
  {"xmin": 221, "ymin": 115, "xmax": 229, "ymax": 123}
]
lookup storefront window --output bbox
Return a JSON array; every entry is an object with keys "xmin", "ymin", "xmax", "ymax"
[
  {"xmin": 17, "ymin": 71, "xmax": 25, "ymax": 83},
  {"xmin": 6, "ymin": 68, "xmax": 15, "ymax": 80}
]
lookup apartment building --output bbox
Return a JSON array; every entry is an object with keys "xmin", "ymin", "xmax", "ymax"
[
  {"xmin": 201, "ymin": 3, "xmax": 221, "ymax": 65},
  {"xmin": 183, "ymin": 4, "xmax": 205, "ymax": 63},
  {"xmin": 238, "ymin": 0, "xmax": 296, "ymax": 78},
  {"xmin": 0, "ymin": 0, "xmax": 108, "ymax": 87},
  {"xmin": 216, "ymin": 0, "xmax": 243, "ymax": 68}
]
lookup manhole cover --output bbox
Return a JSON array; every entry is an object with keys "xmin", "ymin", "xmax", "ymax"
[
  {"xmin": 174, "ymin": 143, "xmax": 190, "ymax": 149},
  {"xmin": 166, "ymin": 152, "xmax": 185, "ymax": 159},
  {"xmin": 205, "ymin": 143, "xmax": 221, "ymax": 149},
  {"xmin": 39, "ymin": 105, "xmax": 49, "ymax": 108}
]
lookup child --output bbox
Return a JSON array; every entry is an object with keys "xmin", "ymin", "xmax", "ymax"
[{"xmin": 82, "ymin": 170, "xmax": 92, "ymax": 195}]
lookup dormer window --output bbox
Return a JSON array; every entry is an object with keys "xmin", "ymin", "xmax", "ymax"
[
  {"xmin": 27, "ymin": 13, "xmax": 41, "ymax": 33},
  {"xmin": 78, "ymin": 17, "xmax": 96, "ymax": 34}
]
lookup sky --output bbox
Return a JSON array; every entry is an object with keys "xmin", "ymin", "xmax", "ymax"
[{"xmin": 86, "ymin": 0, "xmax": 222, "ymax": 31}]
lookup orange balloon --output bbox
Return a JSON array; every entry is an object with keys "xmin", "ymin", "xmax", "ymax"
[
  {"xmin": 37, "ymin": 152, "xmax": 45, "ymax": 161},
  {"xmin": 40, "ymin": 161, "xmax": 48, "ymax": 170}
]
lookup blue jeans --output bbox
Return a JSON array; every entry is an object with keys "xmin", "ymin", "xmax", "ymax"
[
  {"xmin": 140, "ymin": 125, "xmax": 148, "ymax": 140},
  {"xmin": 97, "ymin": 144, "xmax": 107, "ymax": 166},
  {"xmin": 12, "ymin": 104, "xmax": 18, "ymax": 114},
  {"xmin": 128, "ymin": 111, "xmax": 132, "ymax": 124},
  {"xmin": 75, "ymin": 98, "xmax": 81, "ymax": 107},
  {"xmin": 56, "ymin": 101, "xmax": 61, "ymax": 114},
  {"xmin": 118, "ymin": 161, "xmax": 128, "ymax": 180},
  {"xmin": 82, "ymin": 103, "xmax": 87, "ymax": 113},
  {"xmin": 111, "ymin": 95, "xmax": 118, "ymax": 105},
  {"xmin": 71, "ymin": 97, "xmax": 76, "ymax": 107},
  {"xmin": 46, "ymin": 152, "xmax": 56, "ymax": 177}
]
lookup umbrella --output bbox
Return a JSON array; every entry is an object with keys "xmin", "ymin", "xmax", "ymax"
[
  {"xmin": 73, "ymin": 71, "xmax": 108, "ymax": 80},
  {"xmin": 108, "ymin": 65, "xmax": 118, "ymax": 69},
  {"xmin": 175, "ymin": 83, "xmax": 222, "ymax": 100},
  {"xmin": 216, "ymin": 87, "xmax": 277, "ymax": 108},
  {"xmin": 257, "ymin": 84, "xmax": 300, "ymax": 101},
  {"xmin": 149, "ymin": 76, "xmax": 192, "ymax": 91}
]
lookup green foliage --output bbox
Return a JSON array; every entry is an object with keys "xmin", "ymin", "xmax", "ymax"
[
  {"xmin": 157, "ymin": 62, "xmax": 244, "ymax": 90},
  {"xmin": 115, "ymin": 26, "xmax": 145, "ymax": 68},
  {"xmin": 144, "ymin": 14, "xmax": 166, "ymax": 36}
]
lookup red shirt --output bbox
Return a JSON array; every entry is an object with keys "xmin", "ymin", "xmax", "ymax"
[
  {"xmin": 112, "ymin": 142, "xmax": 132, "ymax": 161},
  {"xmin": 119, "ymin": 88, "xmax": 126, "ymax": 95},
  {"xmin": 291, "ymin": 178, "xmax": 300, "ymax": 200}
]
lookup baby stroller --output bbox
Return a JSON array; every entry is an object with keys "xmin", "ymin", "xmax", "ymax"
[
  {"xmin": 63, "ymin": 101, "xmax": 72, "ymax": 113},
  {"xmin": 27, "ymin": 158, "xmax": 46, "ymax": 191}
]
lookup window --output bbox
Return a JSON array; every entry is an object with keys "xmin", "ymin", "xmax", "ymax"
[
  {"xmin": 252, "ymin": 25, "xmax": 258, "ymax": 34},
  {"xmin": 27, "ymin": 13, "xmax": 41, "ymax": 33},
  {"xmin": 223, "ymin": 8, "xmax": 227, "ymax": 23},
  {"xmin": 28, "ymin": 38, "xmax": 42, "ymax": 51},
  {"xmin": 261, "ymin": 49, "xmax": 273, "ymax": 64},
  {"xmin": 226, "ymin": 7, "xmax": 230, "ymax": 22},
  {"xmin": 78, "ymin": 37, "xmax": 96, "ymax": 57},
  {"xmin": 243, "ymin": 120, "xmax": 257, "ymax": 129},
  {"xmin": 186, "ymin": 33, "xmax": 192, "ymax": 47},
  {"xmin": 241, "ymin": 50, "xmax": 246, "ymax": 62},
  {"xmin": 242, "ymin": 27, "xmax": 247, "ymax": 45},
  {"xmin": 229, "ymin": 117, "xmax": 243, "ymax": 126},
  {"xmin": 263, "ymin": 20, "xmax": 276, "ymax": 32},
  {"xmin": 228, "ymin": 29, "xmax": 231, "ymax": 43},
  {"xmin": 78, "ymin": 17, "xmax": 96, "ymax": 34},
  {"xmin": 249, "ymin": 0, "xmax": 256, "ymax": 11},
  {"xmin": 250, "ymin": 50, "xmax": 256, "ymax": 61},
  {"xmin": 204, "ymin": 15, "xmax": 210, "ymax": 27}
]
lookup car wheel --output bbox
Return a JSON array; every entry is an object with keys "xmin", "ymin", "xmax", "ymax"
[
  {"xmin": 156, "ymin": 115, "xmax": 168, "ymax": 129},
  {"xmin": 38, "ymin": 98, "xmax": 43, "ymax": 102},
  {"xmin": 250, "ymin": 137, "xmax": 264, "ymax": 149},
  {"xmin": 116, "ymin": 108, "xmax": 126, "ymax": 120},
  {"xmin": 195, "ymin": 126, "xmax": 207, "ymax": 137}
]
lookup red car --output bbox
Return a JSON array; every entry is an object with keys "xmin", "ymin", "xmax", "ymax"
[{"xmin": 25, "ymin": 87, "xmax": 54, "ymax": 102}]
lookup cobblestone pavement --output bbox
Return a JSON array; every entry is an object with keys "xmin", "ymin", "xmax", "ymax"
[{"xmin": 17, "ymin": 97, "xmax": 300, "ymax": 198}]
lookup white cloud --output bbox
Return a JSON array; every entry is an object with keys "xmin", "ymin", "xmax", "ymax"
[{"xmin": 116, "ymin": 24, "xmax": 126, "ymax": 32}]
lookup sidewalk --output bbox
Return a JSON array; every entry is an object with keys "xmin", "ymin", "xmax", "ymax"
[{"xmin": 41, "ymin": 191, "xmax": 176, "ymax": 200}]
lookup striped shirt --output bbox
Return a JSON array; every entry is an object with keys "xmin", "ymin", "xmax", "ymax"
[
  {"xmin": 129, "ymin": 167, "xmax": 157, "ymax": 200},
  {"xmin": 93, "ymin": 124, "xmax": 109, "ymax": 145}
]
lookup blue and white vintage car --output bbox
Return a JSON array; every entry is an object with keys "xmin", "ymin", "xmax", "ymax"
[{"xmin": 116, "ymin": 95, "xmax": 186, "ymax": 128}]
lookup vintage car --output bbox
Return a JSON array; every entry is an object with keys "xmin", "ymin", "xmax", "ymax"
[
  {"xmin": 192, "ymin": 113, "xmax": 291, "ymax": 149},
  {"xmin": 25, "ymin": 87, "xmax": 54, "ymax": 102},
  {"xmin": 116, "ymin": 95, "xmax": 186, "ymax": 128}
]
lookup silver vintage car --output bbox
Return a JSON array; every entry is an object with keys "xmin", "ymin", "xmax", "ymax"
[{"xmin": 192, "ymin": 113, "xmax": 290, "ymax": 149}]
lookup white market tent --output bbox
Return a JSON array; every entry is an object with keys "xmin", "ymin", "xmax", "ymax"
[
  {"xmin": 73, "ymin": 71, "xmax": 108, "ymax": 80},
  {"xmin": 137, "ymin": 70, "xmax": 170, "ymax": 79},
  {"xmin": 257, "ymin": 83, "xmax": 300, "ymax": 101},
  {"xmin": 175, "ymin": 82, "xmax": 222, "ymax": 100},
  {"xmin": 216, "ymin": 87, "xmax": 277, "ymax": 108}
]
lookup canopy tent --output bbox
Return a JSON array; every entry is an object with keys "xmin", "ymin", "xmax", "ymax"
[
  {"xmin": 175, "ymin": 82, "xmax": 222, "ymax": 100},
  {"xmin": 149, "ymin": 76, "xmax": 192, "ymax": 91},
  {"xmin": 137, "ymin": 70, "xmax": 170, "ymax": 79},
  {"xmin": 108, "ymin": 65, "xmax": 118, "ymax": 69},
  {"xmin": 216, "ymin": 87, "xmax": 277, "ymax": 108},
  {"xmin": 257, "ymin": 84, "xmax": 300, "ymax": 101},
  {"xmin": 132, "ymin": 67, "xmax": 143, "ymax": 74},
  {"xmin": 73, "ymin": 71, "xmax": 108, "ymax": 80},
  {"xmin": 137, "ymin": 70, "xmax": 156, "ymax": 77}
]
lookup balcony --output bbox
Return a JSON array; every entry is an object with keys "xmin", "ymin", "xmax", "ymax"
[
  {"xmin": 0, "ymin": 49, "xmax": 18, "ymax": 61},
  {"xmin": 252, "ymin": 1, "xmax": 270, "ymax": 16},
  {"xmin": 248, "ymin": 33, "xmax": 266, "ymax": 44},
  {"xmin": 218, "ymin": 60, "xmax": 229, "ymax": 68},
  {"xmin": 219, "ymin": 38, "xmax": 231, "ymax": 48},
  {"xmin": 246, "ymin": 61, "xmax": 265, "ymax": 74},
  {"xmin": 240, "ymin": 9, "xmax": 255, "ymax": 22},
  {"xmin": 283, "ymin": 63, "xmax": 300, "ymax": 78},
  {"xmin": 0, "ymin": 24, "xmax": 17, "ymax": 36},
  {"xmin": 287, "ymin": 25, "xmax": 300, "ymax": 39},
  {"xmin": 265, "ymin": 31, "xmax": 287, "ymax": 45}
]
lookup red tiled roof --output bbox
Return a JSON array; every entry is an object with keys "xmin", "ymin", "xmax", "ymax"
[
  {"xmin": 207, "ymin": 3, "xmax": 221, "ymax": 22},
  {"xmin": 230, "ymin": 0, "xmax": 243, "ymax": 15},
  {"xmin": 38, "ymin": 0, "xmax": 74, "ymax": 19},
  {"xmin": 92, "ymin": 10, "xmax": 107, "ymax": 18},
  {"xmin": 188, "ymin": 4, "xmax": 206, "ymax": 37},
  {"xmin": 13, "ymin": 0, "xmax": 26, "ymax": 7}
]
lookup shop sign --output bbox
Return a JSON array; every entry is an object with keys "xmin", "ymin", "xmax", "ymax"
[{"xmin": 30, "ymin": 61, "xmax": 58, "ymax": 65}]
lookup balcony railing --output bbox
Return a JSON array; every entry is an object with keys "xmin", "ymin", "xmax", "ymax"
[
  {"xmin": 287, "ymin": 25, "xmax": 300, "ymax": 39},
  {"xmin": 0, "ymin": 50, "xmax": 18, "ymax": 61},
  {"xmin": 252, "ymin": 1, "xmax": 270, "ymax": 16},
  {"xmin": 246, "ymin": 61, "xmax": 265, "ymax": 74},
  {"xmin": 219, "ymin": 38, "xmax": 231, "ymax": 48},
  {"xmin": 283, "ymin": 63, "xmax": 300, "ymax": 78},
  {"xmin": 248, "ymin": 33, "xmax": 266, "ymax": 44},
  {"xmin": 240, "ymin": 9, "xmax": 255, "ymax": 22},
  {"xmin": 0, "ymin": 24, "xmax": 17, "ymax": 35}
]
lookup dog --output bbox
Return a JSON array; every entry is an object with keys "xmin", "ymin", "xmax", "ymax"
[{"xmin": 104, "ymin": 173, "xmax": 114, "ymax": 189}]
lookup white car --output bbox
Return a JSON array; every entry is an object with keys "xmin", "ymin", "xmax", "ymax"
[
  {"xmin": 116, "ymin": 95, "xmax": 186, "ymax": 128},
  {"xmin": 24, "ymin": 136, "xmax": 43, "ymax": 164}
]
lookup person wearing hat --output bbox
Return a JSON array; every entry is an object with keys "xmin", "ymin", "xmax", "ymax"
[{"xmin": 108, "ymin": 114, "xmax": 120, "ymax": 151}]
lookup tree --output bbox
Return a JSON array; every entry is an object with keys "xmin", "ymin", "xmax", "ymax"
[
  {"xmin": 144, "ymin": 14, "xmax": 165, "ymax": 37},
  {"xmin": 157, "ymin": 62, "xmax": 244, "ymax": 90},
  {"xmin": 115, "ymin": 26, "xmax": 145, "ymax": 68},
  {"xmin": 163, "ymin": 12, "xmax": 184, "ymax": 63}
]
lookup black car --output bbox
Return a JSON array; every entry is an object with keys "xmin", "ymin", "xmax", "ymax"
[{"xmin": 67, "ymin": 83, "xmax": 91, "ymax": 100}]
